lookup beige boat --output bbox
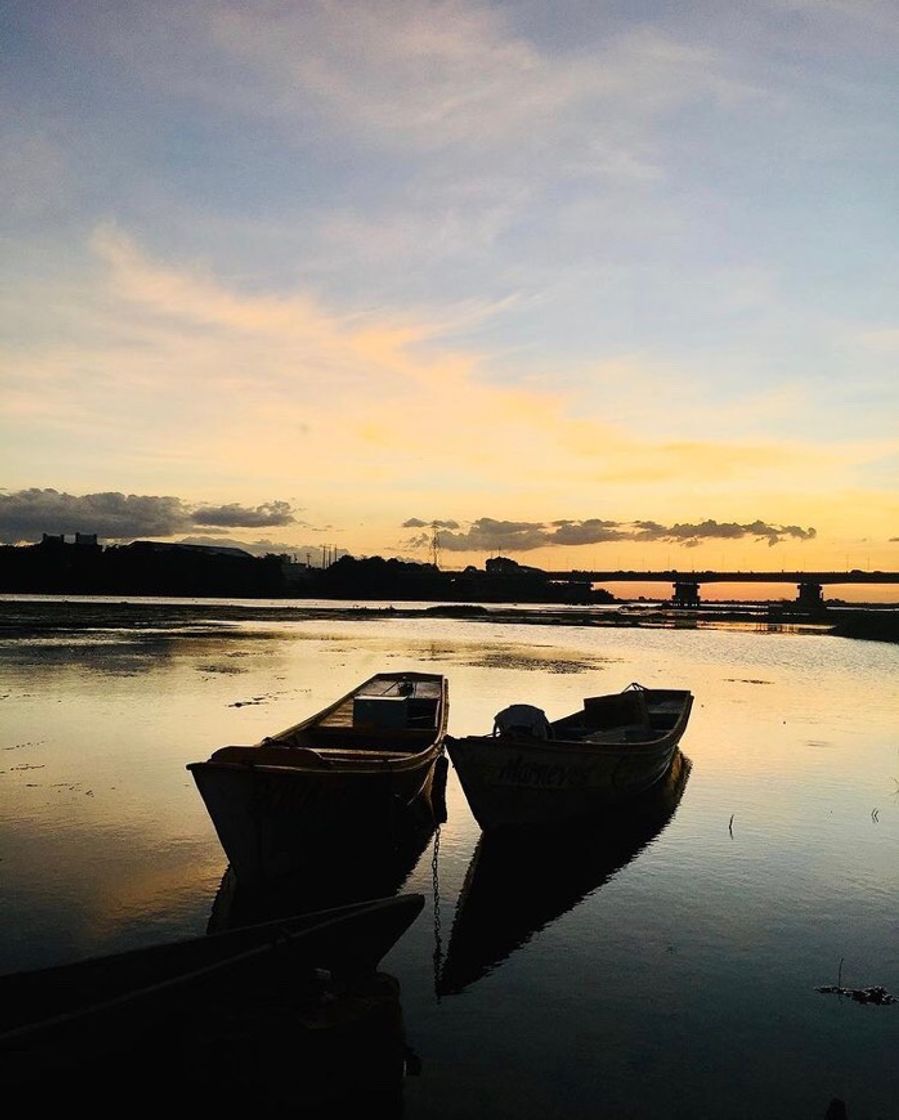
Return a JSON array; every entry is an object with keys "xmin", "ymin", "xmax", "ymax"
[
  {"xmin": 446, "ymin": 683, "xmax": 692, "ymax": 830},
  {"xmin": 189, "ymin": 672, "xmax": 448, "ymax": 883}
]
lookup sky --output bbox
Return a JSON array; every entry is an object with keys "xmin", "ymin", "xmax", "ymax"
[{"xmin": 2, "ymin": 0, "xmax": 897, "ymax": 571}]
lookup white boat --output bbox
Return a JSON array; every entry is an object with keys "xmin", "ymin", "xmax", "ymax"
[
  {"xmin": 189, "ymin": 672, "xmax": 448, "ymax": 883},
  {"xmin": 446, "ymin": 683, "xmax": 692, "ymax": 830}
]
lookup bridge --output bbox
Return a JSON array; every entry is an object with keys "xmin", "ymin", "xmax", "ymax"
[{"xmin": 542, "ymin": 570, "xmax": 899, "ymax": 607}]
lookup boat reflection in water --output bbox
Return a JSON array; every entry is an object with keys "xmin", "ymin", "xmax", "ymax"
[
  {"xmin": 209, "ymin": 756, "xmax": 447, "ymax": 933},
  {"xmin": 438, "ymin": 751, "xmax": 691, "ymax": 996}
]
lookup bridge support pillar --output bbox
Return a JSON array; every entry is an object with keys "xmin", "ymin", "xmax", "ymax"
[
  {"xmin": 796, "ymin": 581, "xmax": 824, "ymax": 607},
  {"xmin": 672, "ymin": 580, "xmax": 701, "ymax": 608}
]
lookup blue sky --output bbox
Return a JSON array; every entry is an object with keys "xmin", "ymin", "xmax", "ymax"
[{"xmin": 2, "ymin": 1, "xmax": 897, "ymax": 565}]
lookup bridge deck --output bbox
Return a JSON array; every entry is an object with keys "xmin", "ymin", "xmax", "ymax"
[{"xmin": 544, "ymin": 571, "xmax": 899, "ymax": 585}]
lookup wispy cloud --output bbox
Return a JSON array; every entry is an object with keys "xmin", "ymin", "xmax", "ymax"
[
  {"xmin": 3, "ymin": 226, "xmax": 887, "ymax": 530},
  {"xmin": 205, "ymin": 3, "xmax": 748, "ymax": 153}
]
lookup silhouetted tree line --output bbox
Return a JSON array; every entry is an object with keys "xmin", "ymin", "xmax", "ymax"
[
  {"xmin": 292, "ymin": 554, "xmax": 603, "ymax": 603},
  {"xmin": 0, "ymin": 540, "xmax": 284, "ymax": 598},
  {"xmin": 0, "ymin": 540, "xmax": 609, "ymax": 604}
]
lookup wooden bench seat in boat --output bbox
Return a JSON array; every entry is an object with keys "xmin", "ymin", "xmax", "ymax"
[
  {"xmin": 283, "ymin": 728, "xmax": 435, "ymax": 752},
  {"xmin": 580, "ymin": 724, "xmax": 655, "ymax": 745},
  {"xmin": 209, "ymin": 747, "xmax": 415, "ymax": 769},
  {"xmin": 210, "ymin": 738, "xmax": 430, "ymax": 768}
]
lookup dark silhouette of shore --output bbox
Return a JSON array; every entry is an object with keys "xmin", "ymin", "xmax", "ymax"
[
  {"xmin": 1, "ymin": 538, "xmax": 897, "ymax": 642},
  {"xmin": 0, "ymin": 538, "xmax": 604, "ymax": 605}
]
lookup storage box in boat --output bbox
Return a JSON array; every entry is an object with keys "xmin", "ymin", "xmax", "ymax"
[{"xmin": 353, "ymin": 695, "xmax": 409, "ymax": 728}]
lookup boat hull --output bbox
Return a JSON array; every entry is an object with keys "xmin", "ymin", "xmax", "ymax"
[
  {"xmin": 0, "ymin": 895, "xmax": 423, "ymax": 1111},
  {"xmin": 191, "ymin": 749, "xmax": 441, "ymax": 883}
]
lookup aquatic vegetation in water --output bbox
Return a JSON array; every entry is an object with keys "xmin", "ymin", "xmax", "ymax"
[
  {"xmin": 815, "ymin": 985, "xmax": 896, "ymax": 1005},
  {"xmin": 467, "ymin": 650, "xmax": 616, "ymax": 674}
]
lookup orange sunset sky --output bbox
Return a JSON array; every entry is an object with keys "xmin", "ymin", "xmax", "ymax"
[{"xmin": 2, "ymin": 2, "xmax": 897, "ymax": 573}]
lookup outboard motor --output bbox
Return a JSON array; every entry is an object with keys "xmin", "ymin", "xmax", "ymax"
[{"xmin": 493, "ymin": 704, "xmax": 552, "ymax": 739}]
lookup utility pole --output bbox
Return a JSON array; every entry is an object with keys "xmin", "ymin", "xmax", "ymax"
[{"xmin": 430, "ymin": 521, "xmax": 441, "ymax": 569}]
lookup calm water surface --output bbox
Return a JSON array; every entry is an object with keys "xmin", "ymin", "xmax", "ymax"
[{"xmin": 1, "ymin": 603, "xmax": 897, "ymax": 1118}]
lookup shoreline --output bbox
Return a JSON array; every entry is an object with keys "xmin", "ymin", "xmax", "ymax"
[{"xmin": 1, "ymin": 597, "xmax": 897, "ymax": 643}]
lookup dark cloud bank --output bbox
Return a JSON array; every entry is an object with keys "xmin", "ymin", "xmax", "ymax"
[
  {"xmin": 0, "ymin": 489, "xmax": 820, "ymax": 558},
  {"xmin": 0, "ymin": 488, "xmax": 298, "ymax": 544},
  {"xmin": 405, "ymin": 516, "xmax": 818, "ymax": 552}
]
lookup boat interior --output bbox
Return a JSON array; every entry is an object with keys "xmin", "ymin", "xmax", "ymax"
[
  {"xmin": 550, "ymin": 688, "xmax": 690, "ymax": 745},
  {"xmin": 210, "ymin": 674, "xmax": 446, "ymax": 766}
]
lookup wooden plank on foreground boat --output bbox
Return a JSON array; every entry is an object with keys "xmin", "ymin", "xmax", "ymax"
[
  {"xmin": 0, "ymin": 893, "xmax": 424, "ymax": 1040},
  {"xmin": 0, "ymin": 895, "xmax": 424, "ymax": 1111}
]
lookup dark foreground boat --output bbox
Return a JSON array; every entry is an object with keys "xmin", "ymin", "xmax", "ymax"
[
  {"xmin": 0, "ymin": 894, "xmax": 423, "ymax": 1112},
  {"xmin": 439, "ymin": 753, "xmax": 691, "ymax": 994},
  {"xmin": 189, "ymin": 672, "xmax": 448, "ymax": 882},
  {"xmin": 446, "ymin": 682, "xmax": 692, "ymax": 830}
]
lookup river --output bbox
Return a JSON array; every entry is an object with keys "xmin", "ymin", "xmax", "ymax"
[{"xmin": 1, "ymin": 599, "xmax": 896, "ymax": 1117}]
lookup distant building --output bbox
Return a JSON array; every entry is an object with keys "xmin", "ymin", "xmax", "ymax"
[
  {"xmin": 485, "ymin": 556, "xmax": 544, "ymax": 576},
  {"xmin": 282, "ymin": 559, "xmax": 316, "ymax": 587},
  {"xmin": 486, "ymin": 556, "xmax": 519, "ymax": 574},
  {"xmin": 38, "ymin": 532, "xmax": 99, "ymax": 547}
]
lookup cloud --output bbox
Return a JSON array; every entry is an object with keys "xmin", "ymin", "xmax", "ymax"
[
  {"xmin": 402, "ymin": 517, "xmax": 460, "ymax": 529},
  {"xmin": 0, "ymin": 488, "xmax": 298, "ymax": 544},
  {"xmin": 205, "ymin": 2, "xmax": 739, "ymax": 152},
  {"xmin": 191, "ymin": 500, "xmax": 297, "ymax": 528},
  {"xmin": 410, "ymin": 516, "xmax": 817, "ymax": 552},
  {"xmin": 639, "ymin": 519, "xmax": 817, "ymax": 548},
  {"xmin": 0, "ymin": 124, "xmax": 69, "ymax": 218},
  {"xmin": 67, "ymin": 0, "xmax": 759, "ymax": 286},
  {"xmin": 548, "ymin": 519, "xmax": 626, "ymax": 546},
  {"xmin": 432, "ymin": 518, "xmax": 555, "ymax": 553},
  {"xmin": 4, "ymin": 227, "xmax": 888, "ymax": 559}
]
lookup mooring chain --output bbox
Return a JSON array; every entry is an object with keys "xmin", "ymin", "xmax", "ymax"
[{"xmin": 431, "ymin": 824, "xmax": 443, "ymax": 998}]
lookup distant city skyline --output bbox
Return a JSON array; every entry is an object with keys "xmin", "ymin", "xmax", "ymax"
[{"xmin": 3, "ymin": 2, "xmax": 897, "ymax": 571}]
